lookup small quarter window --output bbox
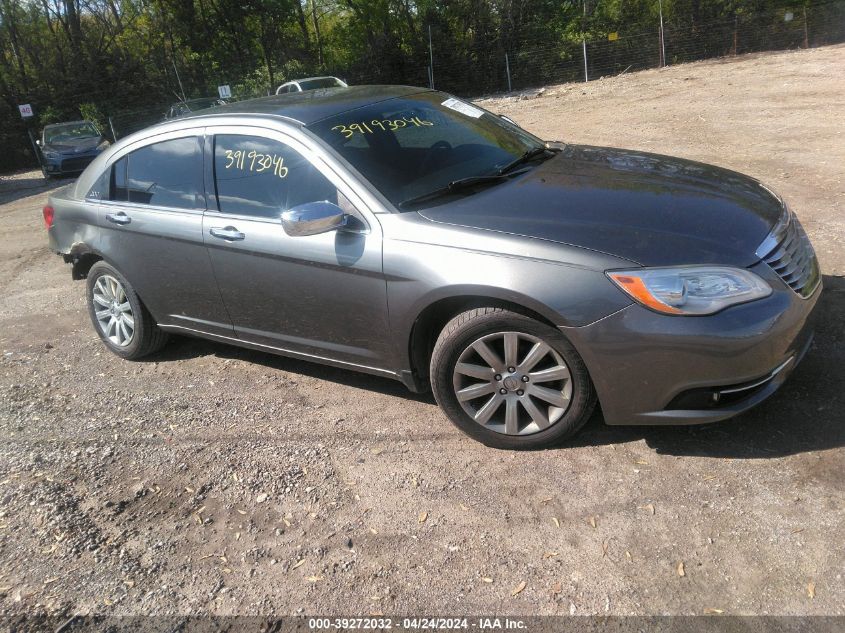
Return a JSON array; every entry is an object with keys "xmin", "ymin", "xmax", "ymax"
[
  {"xmin": 110, "ymin": 137, "xmax": 202, "ymax": 209},
  {"xmin": 213, "ymin": 134, "xmax": 339, "ymax": 219},
  {"xmin": 86, "ymin": 169, "xmax": 110, "ymax": 200}
]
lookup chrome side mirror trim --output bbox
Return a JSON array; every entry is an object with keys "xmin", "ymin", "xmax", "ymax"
[{"xmin": 281, "ymin": 201, "xmax": 348, "ymax": 237}]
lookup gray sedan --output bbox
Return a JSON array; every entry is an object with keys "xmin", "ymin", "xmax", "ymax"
[{"xmin": 44, "ymin": 86, "xmax": 820, "ymax": 449}]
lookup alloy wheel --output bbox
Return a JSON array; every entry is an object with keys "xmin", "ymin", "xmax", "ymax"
[
  {"xmin": 452, "ymin": 331, "xmax": 573, "ymax": 435},
  {"xmin": 92, "ymin": 274, "xmax": 135, "ymax": 347}
]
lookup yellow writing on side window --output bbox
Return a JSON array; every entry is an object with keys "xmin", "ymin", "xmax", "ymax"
[
  {"xmin": 223, "ymin": 149, "xmax": 289, "ymax": 178},
  {"xmin": 332, "ymin": 116, "xmax": 435, "ymax": 139}
]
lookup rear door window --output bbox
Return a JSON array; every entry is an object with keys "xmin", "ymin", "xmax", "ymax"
[
  {"xmin": 111, "ymin": 136, "xmax": 202, "ymax": 209},
  {"xmin": 212, "ymin": 134, "xmax": 339, "ymax": 219}
]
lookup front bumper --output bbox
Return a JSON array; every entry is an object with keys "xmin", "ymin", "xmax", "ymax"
[
  {"xmin": 43, "ymin": 152, "xmax": 99, "ymax": 175},
  {"xmin": 562, "ymin": 262, "xmax": 821, "ymax": 425}
]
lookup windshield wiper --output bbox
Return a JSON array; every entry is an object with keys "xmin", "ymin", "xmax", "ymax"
[
  {"xmin": 497, "ymin": 146, "xmax": 558, "ymax": 176},
  {"xmin": 398, "ymin": 173, "xmax": 518, "ymax": 209}
]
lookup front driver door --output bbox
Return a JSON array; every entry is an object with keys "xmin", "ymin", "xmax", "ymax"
[{"xmin": 203, "ymin": 126, "xmax": 393, "ymax": 372}]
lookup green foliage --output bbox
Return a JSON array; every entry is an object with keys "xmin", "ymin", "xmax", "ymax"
[
  {"xmin": 78, "ymin": 103, "xmax": 107, "ymax": 134},
  {"xmin": 37, "ymin": 106, "xmax": 64, "ymax": 128},
  {"xmin": 0, "ymin": 0, "xmax": 843, "ymax": 171}
]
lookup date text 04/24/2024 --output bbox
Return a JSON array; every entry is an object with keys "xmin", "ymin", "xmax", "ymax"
[{"xmin": 307, "ymin": 618, "xmax": 527, "ymax": 630}]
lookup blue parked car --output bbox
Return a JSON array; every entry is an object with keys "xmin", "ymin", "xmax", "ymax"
[{"xmin": 39, "ymin": 120, "xmax": 110, "ymax": 178}]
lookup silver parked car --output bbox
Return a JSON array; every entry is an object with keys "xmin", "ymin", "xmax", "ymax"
[
  {"xmin": 275, "ymin": 76, "xmax": 347, "ymax": 94},
  {"xmin": 44, "ymin": 86, "xmax": 820, "ymax": 449}
]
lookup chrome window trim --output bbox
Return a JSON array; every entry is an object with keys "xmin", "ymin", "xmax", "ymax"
[
  {"xmin": 79, "ymin": 114, "xmax": 394, "ymax": 216},
  {"xmin": 105, "ymin": 126, "xmax": 208, "ymax": 166},
  {"xmin": 91, "ymin": 127, "xmax": 207, "ymax": 213},
  {"xmin": 98, "ymin": 199, "xmax": 205, "ymax": 217}
]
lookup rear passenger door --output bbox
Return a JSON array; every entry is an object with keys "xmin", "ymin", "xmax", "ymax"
[
  {"xmin": 98, "ymin": 131, "xmax": 232, "ymax": 336},
  {"xmin": 202, "ymin": 126, "xmax": 392, "ymax": 370}
]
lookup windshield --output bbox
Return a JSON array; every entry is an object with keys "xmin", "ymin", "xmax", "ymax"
[
  {"xmin": 307, "ymin": 92, "xmax": 545, "ymax": 207},
  {"xmin": 299, "ymin": 77, "xmax": 343, "ymax": 90},
  {"xmin": 44, "ymin": 122, "xmax": 99, "ymax": 144}
]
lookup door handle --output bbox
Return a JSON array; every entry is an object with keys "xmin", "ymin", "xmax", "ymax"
[
  {"xmin": 209, "ymin": 226, "xmax": 245, "ymax": 241},
  {"xmin": 105, "ymin": 212, "xmax": 131, "ymax": 225}
]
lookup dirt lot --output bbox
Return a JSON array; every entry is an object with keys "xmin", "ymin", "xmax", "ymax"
[{"xmin": 1, "ymin": 45, "xmax": 843, "ymax": 619}]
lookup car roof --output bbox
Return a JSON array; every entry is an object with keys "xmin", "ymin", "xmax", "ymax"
[{"xmin": 184, "ymin": 85, "xmax": 431, "ymax": 126}]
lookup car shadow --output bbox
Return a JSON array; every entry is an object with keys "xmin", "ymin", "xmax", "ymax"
[
  {"xmin": 0, "ymin": 171, "xmax": 73, "ymax": 205},
  {"xmin": 148, "ymin": 274, "xmax": 844, "ymax": 459},
  {"xmin": 150, "ymin": 335, "xmax": 435, "ymax": 403}
]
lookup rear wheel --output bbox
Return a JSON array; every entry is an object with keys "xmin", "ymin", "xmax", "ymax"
[
  {"xmin": 86, "ymin": 261, "xmax": 168, "ymax": 359},
  {"xmin": 430, "ymin": 307, "xmax": 596, "ymax": 449}
]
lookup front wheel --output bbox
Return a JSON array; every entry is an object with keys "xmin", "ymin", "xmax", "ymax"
[
  {"xmin": 86, "ymin": 261, "xmax": 169, "ymax": 359},
  {"xmin": 430, "ymin": 307, "xmax": 596, "ymax": 449}
]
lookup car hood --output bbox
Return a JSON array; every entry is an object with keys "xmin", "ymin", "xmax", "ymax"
[
  {"xmin": 44, "ymin": 136, "xmax": 103, "ymax": 155},
  {"xmin": 417, "ymin": 145, "xmax": 783, "ymax": 267}
]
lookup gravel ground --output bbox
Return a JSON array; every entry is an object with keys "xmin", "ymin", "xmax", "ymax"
[{"xmin": 1, "ymin": 45, "xmax": 843, "ymax": 619}]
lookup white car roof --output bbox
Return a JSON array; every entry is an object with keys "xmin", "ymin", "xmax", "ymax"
[{"xmin": 276, "ymin": 76, "xmax": 347, "ymax": 93}]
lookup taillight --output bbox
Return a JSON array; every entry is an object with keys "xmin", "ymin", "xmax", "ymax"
[{"xmin": 43, "ymin": 205, "xmax": 54, "ymax": 229}]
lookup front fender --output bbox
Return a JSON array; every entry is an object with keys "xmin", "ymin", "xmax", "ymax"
[{"xmin": 381, "ymin": 217, "xmax": 634, "ymax": 372}]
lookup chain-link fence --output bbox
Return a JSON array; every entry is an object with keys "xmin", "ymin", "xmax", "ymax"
[
  {"xmin": 103, "ymin": 1, "xmax": 845, "ymax": 143},
  {"xmin": 7, "ymin": 0, "xmax": 845, "ymax": 164},
  {"xmin": 423, "ymin": 0, "xmax": 845, "ymax": 95}
]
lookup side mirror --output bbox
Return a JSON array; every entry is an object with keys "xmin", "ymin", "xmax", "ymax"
[
  {"xmin": 281, "ymin": 201, "xmax": 348, "ymax": 237},
  {"xmin": 499, "ymin": 114, "xmax": 517, "ymax": 126}
]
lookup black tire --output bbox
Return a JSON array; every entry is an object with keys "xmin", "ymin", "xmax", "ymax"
[
  {"xmin": 86, "ymin": 261, "xmax": 169, "ymax": 360},
  {"xmin": 430, "ymin": 307, "xmax": 596, "ymax": 449}
]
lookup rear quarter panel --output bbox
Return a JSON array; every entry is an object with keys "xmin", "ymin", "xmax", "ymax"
[{"xmin": 47, "ymin": 186, "xmax": 100, "ymax": 257}]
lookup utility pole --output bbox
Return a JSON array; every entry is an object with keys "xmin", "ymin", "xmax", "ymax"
[
  {"xmin": 733, "ymin": 15, "xmax": 738, "ymax": 55},
  {"xmin": 657, "ymin": 0, "xmax": 666, "ymax": 67},
  {"xmin": 505, "ymin": 53, "xmax": 512, "ymax": 92},
  {"xmin": 803, "ymin": 6, "xmax": 809, "ymax": 49},
  {"xmin": 582, "ymin": 0, "xmax": 588, "ymax": 82},
  {"xmin": 428, "ymin": 25, "xmax": 434, "ymax": 89}
]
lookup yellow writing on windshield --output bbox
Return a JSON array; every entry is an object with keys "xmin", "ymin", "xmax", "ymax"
[
  {"xmin": 332, "ymin": 116, "xmax": 434, "ymax": 139},
  {"xmin": 223, "ymin": 149, "xmax": 288, "ymax": 178}
]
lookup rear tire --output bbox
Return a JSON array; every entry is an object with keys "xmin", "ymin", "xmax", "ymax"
[
  {"xmin": 430, "ymin": 307, "xmax": 595, "ymax": 449},
  {"xmin": 86, "ymin": 261, "xmax": 168, "ymax": 360}
]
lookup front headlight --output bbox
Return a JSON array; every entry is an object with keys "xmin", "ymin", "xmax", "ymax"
[
  {"xmin": 607, "ymin": 266, "xmax": 772, "ymax": 315},
  {"xmin": 97, "ymin": 140, "xmax": 110, "ymax": 150},
  {"xmin": 42, "ymin": 150, "xmax": 59, "ymax": 160}
]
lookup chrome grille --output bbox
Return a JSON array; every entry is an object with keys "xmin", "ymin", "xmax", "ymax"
[{"xmin": 756, "ymin": 212, "xmax": 820, "ymax": 298}]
